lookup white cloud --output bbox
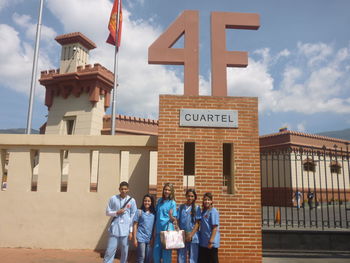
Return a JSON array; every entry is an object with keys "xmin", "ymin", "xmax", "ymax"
[
  {"xmin": 12, "ymin": 13, "xmax": 57, "ymax": 43},
  {"xmin": 228, "ymin": 50, "xmax": 276, "ymax": 112},
  {"xmin": 277, "ymin": 49, "xmax": 291, "ymax": 58},
  {"xmin": 297, "ymin": 122, "xmax": 306, "ymax": 132},
  {"xmin": 199, "ymin": 74, "xmax": 210, "ymax": 96},
  {"xmin": 297, "ymin": 42, "xmax": 333, "ymax": 67},
  {"xmin": 46, "ymin": 0, "xmax": 112, "ymax": 45},
  {"xmin": 126, "ymin": 0, "xmax": 144, "ymax": 8},
  {"xmin": 0, "ymin": 0, "xmax": 22, "ymax": 11},
  {"xmin": 0, "ymin": 24, "xmax": 54, "ymax": 96},
  {"xmin": 226, "ymin": 43, "xmax": 350, "ymax": 115}
]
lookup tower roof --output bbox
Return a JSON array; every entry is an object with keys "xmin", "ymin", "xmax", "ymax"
[{"xmin": 55, "ymin": 32, "xmax": 96, "ymax": 50}]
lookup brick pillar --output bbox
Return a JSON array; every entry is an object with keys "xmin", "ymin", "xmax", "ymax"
[{"xmin": 157, "ymin": 95, "xmax": 262, "ymax": 263}]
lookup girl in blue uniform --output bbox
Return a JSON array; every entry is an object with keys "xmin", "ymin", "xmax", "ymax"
[
  {"xmin": 177, "ymin": 189, "xmax": 201, "ymax": 263},
  {"xmin": 153, "ymin": 183, "xmax": 177, "ymax": 263},
  {"xmin": 198, "ymin": 192, "xmax": 220, "ymax": 263},
  {"xmin": 133, "ymin": 194, "xmax": 156, "ymax": 263}
]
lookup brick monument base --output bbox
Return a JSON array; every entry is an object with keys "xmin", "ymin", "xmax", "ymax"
[{"xmin": 157, "ymin": 95, "xmax": 262, "ymax": 263}]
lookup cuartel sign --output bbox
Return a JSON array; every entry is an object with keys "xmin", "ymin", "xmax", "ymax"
[{"xmin": 180, "ymin": 109, "xmax": 238, "ymax": 128}]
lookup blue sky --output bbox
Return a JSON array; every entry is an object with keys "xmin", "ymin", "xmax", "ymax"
[{"xmin": 0, "ymin": 0, "xmax": 349, "ymax": 135}]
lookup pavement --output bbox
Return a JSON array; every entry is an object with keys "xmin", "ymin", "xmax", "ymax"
[
  {"xmin": 1, "ymin": 248, "xmax": 350, "ymax": 263},
  {"xmin": 262, "ymin": 251, "xmax": 350, "ymax": 263}
]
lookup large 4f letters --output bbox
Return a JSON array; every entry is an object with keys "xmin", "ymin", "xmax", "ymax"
[
  {"xmin": 148, "ymin": 10, "xmax": 199, "ymax": 96},
  {"xmin": 148, "ymin": 10, "xmax": 260, "ymax": 97}
]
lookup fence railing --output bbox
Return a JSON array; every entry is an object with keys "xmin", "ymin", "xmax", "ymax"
[{"xmin": 261, "ymin": 145, "xmax": 350, "ymax": 230}]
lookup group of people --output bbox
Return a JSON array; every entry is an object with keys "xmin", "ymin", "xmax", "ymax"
[
  {"xmin": 104, "ymin": 181, "xmax": 220, "ymax": 263},
  {"xmin": 293, "ymin": 190, "xmax": 316, "ymax": 209}
]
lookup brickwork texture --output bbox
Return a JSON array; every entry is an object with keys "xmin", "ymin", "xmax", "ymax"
[{"xmin": 157, "ymin": 95, "xmax": 262, "ymax": 263}]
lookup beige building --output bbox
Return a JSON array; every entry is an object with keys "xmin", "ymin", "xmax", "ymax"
[{"xmin": 260, "ymin": 129, "xmax": 350, "ymax": 207}]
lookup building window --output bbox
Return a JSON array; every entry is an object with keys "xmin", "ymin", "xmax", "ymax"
[
  {"xmin": 223, "ymin": 143, "xmax": 234, "ymax": 194},
  {"xmin": 1, "ymin": 150, "xmax": 8, "ymax": 190},
  {"xmin": 63, "ymin": 116, "xmax": 76, "ymax": 135},
  {"xmin": 184, "ymin": 142, "xmax": 195, "ymax": 175},
  {"xmin": 31, "ymin": 150, "xmax": 40, "ymax": 191},
  {"xmin": 330, "ymin": 161, "xmax": 341, "ymax": 174},
  {"xmin": 66, "ymin": 119, "xmax": 75, "ymax": 135},
  {"xmin": 303, "ymin": 158, "xmax": 316, "ymax": 172}
]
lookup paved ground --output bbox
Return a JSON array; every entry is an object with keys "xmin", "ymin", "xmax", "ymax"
[
  {"xmin": 1, "ymin": 248, "xmax": 350, "ymax": 263},
  {"xmin": 263, "ymin": 252, "xmax": 350, "ymax": 263},
  {"xmin": 264, "ymin": 258, "xmax": 350, "ymax": 263}
]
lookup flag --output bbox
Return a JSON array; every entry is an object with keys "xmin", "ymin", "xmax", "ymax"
[{"xmin": 106, "ymin": 0, "xmax": 122, "ymax": 47}]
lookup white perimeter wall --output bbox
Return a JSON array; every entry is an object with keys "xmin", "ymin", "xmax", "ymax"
[{"xmin": 0, "ymin": 134, "xmax": 157, "ymax": 250}]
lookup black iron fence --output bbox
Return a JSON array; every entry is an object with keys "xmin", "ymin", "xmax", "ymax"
[{"xmin": 261, "ymin": 145, "xmax": 350, "ymax": 230}]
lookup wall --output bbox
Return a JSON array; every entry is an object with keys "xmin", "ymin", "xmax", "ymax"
[
  {"xmin": 157, "ymin": 95, "xmax": 262, "ymax": 263},
  {"xmin": 45, "ymin": 94, "xmax": 105, "ymax": 135},
  {"xmin": 60, "ymin": 43, "xmax": 89, "ymax": 74},
  {"xmin": 0, "ymin": 134, "xmax": 157, "ymax": 250}
]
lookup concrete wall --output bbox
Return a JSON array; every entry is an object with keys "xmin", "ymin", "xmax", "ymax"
[
  {"xmin": 45, "ymin": 94, "xmax": 105, "ymax": 135},
  {"xmin": 60, "ymin": 43, "xmax": 89, "ymax": 74},
  {"xmin": 0, "ymin": 134, "xmax": 157, "ymax": 250}
]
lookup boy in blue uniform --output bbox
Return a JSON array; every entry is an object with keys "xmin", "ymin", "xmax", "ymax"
[{"xmin": 104, "ymin": 181, "xmax": 137, "ymax": 263}]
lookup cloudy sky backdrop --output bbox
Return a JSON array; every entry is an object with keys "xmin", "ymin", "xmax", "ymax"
[{"xmin": 0, "ymin": 0, "xmax": 349, "ymax": 135}]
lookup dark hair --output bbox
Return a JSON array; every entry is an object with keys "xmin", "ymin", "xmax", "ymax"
[
  {"xmin": 162, "ymin": 183, "xmax": 175, "ymax": 200},
  {"xmin": 202, "ymin": 192, "xmax": 213, "ymax": 209},
  {"xmin": 140, "ymin": 194, "xmax": 155, "ymax": 214},
  {"xmin": 119, "ymin": 181, "xmax": 129, "ymax": 188},
  {"xmin": 185, "ymin": 189, "xmax": 197, "ymax": 220}
]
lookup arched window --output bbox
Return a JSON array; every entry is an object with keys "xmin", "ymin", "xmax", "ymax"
[
  {"xmin": 303, "ymin": 158, "xmax": 316, "ymax": 172},
  {"xmin": 330, "ymin": 161, "xmax": 341, "ymax": 174}
]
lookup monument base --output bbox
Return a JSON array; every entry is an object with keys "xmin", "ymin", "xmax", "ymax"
[{"xmin": 157, "ymin": 95, "xmax": 262, "ymax": 263}]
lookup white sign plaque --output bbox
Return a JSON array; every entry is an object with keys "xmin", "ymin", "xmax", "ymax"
[{"xmin": 180, "ymin": 109, "xmax": 238, "ymax": 128}]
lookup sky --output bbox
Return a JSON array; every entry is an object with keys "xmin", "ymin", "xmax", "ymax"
[{"xmin": 0, "ymin": 0, "xmax": 349, "ymax": 135}]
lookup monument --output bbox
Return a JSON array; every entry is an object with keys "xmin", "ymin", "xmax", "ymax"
[{"xmin": 149, "ymin": 10, "xmax": 262, "ymax": 262}]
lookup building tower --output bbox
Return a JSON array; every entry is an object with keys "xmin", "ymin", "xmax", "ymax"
[{"xmin": 39, "ymin": 32, "xmax": 114, "ymax": 135}]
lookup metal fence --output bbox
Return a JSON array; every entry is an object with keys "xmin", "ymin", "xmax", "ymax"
[{"xmin": 261, "ymin": 145, "xmax": 350, "ymax": 230}]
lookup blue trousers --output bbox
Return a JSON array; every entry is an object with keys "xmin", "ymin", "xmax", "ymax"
[
  {"xmin": 104, "ymin": 235, "xmax": 129, "ymax": 263},
  {"xmin": 177, "ymin": 242, "xmax": 199, "ymax": 263},
  {"xmin": 136, "ymin": 242, "xmax": 152, "ymax": 263},
  {"xmin": 153, "ymin": 234, "xmax": 172, "ymax": 263}
]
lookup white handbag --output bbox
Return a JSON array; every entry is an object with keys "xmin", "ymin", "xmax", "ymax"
[{"xmin": 160, "ymin": 227, "xmax": 185, "ymax": 250}]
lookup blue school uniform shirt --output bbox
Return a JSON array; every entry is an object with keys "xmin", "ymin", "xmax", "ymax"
[
  {"xmin": 155, "ymin": 198, "xmax": 177, "ymax": 233},
  {"xmin": 133, "ymin": 209, "xmax": 155, "ymax": 243},
  {"xmin": 106, "ymin": 194, "xmax": 137, "ymax": 237},
  {"xmin": 177, "ymin": 204, "xmax": 201, "ymax": 243},
  {"xmin": 199, "ymin": 207, "xmax": 220, "ymax": 248}
]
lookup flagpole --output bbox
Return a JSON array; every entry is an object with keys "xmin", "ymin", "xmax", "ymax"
[
  {"xmin": 111, "ymin": 0, "xmax": 122, "ymax": 135},
  {"xmin": 26, "ymin": 0, "xmax": 44, "ymax": 134}
]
